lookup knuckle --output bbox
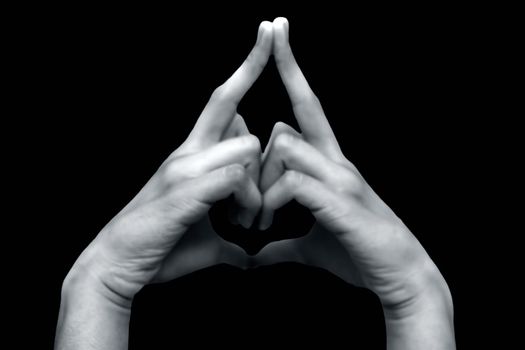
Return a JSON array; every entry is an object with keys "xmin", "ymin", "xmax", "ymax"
[
  {"xmin": 271, "ymin": 121, "xmax": 295, "ymax": 138},
  {"xmin": 225, "ymin": 164, "xmax": 247, "ymax": 183},
  {"xmin": 274, "ymin": 132, "xmax": 296, "ymax": 151},
  {"xmin": 284, "ymin": 170, "xmax": 304, "ymax": 188},
  {"xmin": 274, "ymin": 121, "xmax": 288, "ymax": 130},
  {"xmin": 242, "ymin": 134, "xmax": 261, "ymax": 154},
  {"xmin": 335, "ymin": 170, "xmax": 364, "ymax": 196},
  {"xmin": 162, "ymin": 159, "xmax": 183, "ymax": 183},
  {"xmin": 339, "ymin": 156, "xmax": 359, "ymax": 172},
  {"xmin": 211, "ymin": 85, "xmax": 227, "ymax": 101},
  {"xmin": 163, "ymin": 157, "xmax": 203, "ymax": 184}
]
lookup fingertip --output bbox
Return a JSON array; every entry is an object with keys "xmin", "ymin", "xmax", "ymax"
[
  {"xmin": 273, "ymin": 17, "xmax": 289, "ymax": 26},
  {"xmin": 260, "ymin": 20, "xmax": 273, "ymax": 32},
  {"xmin": 258, "ymin": 21, "xmax": 274, "ymax": 51},
  {"xmin": 245, "ymin": 212, "xmax": 257, "ymax": 229},
  {"xmin": 257, "ymin": 21, "xmax": 272, "ymax": 43},
  {"xmin": 258, "ymin": 210, "xmax": 273, "ymax": 231},
  {"xmin": 238, "ymin": 212, "xmax": 250, "ymax": 229},
  {"xmin": 272, "ymin": 17, "xmax": 289, "ymax": 46}
]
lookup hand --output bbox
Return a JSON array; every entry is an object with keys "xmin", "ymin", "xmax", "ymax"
[
  {"xmin": 64, "ymin": 21, "xmax": 274, "ymax": 303},
  {"xmin": 256, "ymin": 17, "xmax": 452, "ymax": 314},
  {"xmin": 253, "ymin": 18, "xmax": 455, "ymax": 349}
]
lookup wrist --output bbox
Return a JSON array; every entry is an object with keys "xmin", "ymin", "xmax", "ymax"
[
  {"xmin": 62, "ymin": 244, "xmax": 135, "ymax": 310},
  {"xmin": 381, "ymin": 258, "xmax": 455, "ymax": 347},
  {"xmin": 381, "ymin": 257, "xmax": 453, "ymax": 318},
  {"xmin": 381, "ymin": 262, "xmax": 455, "ymax": 349},
  {"xmin": 56, "ymin": 253, "xmax": 132, "ymax": 350}
]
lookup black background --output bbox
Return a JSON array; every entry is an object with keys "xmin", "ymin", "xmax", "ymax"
[{"xmin": 18, "ymin": 4, "xmax": 510, "ymax": 349}]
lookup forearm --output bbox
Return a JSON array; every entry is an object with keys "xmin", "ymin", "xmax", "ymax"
[
  {"xmin": 55, "ymin": 262, "xmax": 132, "ymax": 350},
  {"xmin": 382, "ymin": 262, "xmax": 456, "ymax": 350}
]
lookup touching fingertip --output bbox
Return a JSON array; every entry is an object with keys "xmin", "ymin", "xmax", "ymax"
[
  {"xmin": 238, "ymin": 213, "xmax": 248, "ymax": 228},
  {"xmin": 260, "ymin": 20, "xmax": 273, "ymax": 32},
  {"xmin": 246, "ymin": 214, "xmax": 255, "ymax": 229},
  {"xmin": 258, "ymin": 211, "xmax": 273, "ymax": 231},
  {"xmin": 272, "ymin": 17, "xmax": 289, "ymax": 45},
  {"xmin": 273, "ymin": 17, "xmax": 288, "ymax": 25},
  {"xmin": 257, "ymin": 21, "xmax": 272, "ymax": 38}
]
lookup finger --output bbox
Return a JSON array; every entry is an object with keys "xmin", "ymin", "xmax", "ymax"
[
  {"xmin": 272, "ymin": 17, "xmax": 341, "ymax": 156},
  {"xmin": 170, "ymin": 134, "xmax": 261, "ymax": 181},
  {"xmin": 222, "ymin": 113, "xmax": 250, "ymax": 140},
  {"xmin": 259, "ymin": 169, "xmax": 338, "ymax": 230},
  {"xmin": 221, "ymin": 114, "xmax": 261, "ymax": 224},
  {"xmin": 253, "ymin": 238, "xmax": 306, "ymax": 266},
  {"xmin": 172, "ymin": 164, "xmax": 262, "ymax": 229},
  {"xmin": 262, "ymin": 121, "xmax": 302, "ymax": 160},
  {"xmin": 187, "ymin": 21, "xmax": 273, "ymax": 146},
  {"xmin": 260, "ymin": 132, "xmax": 344, "ymax": 193},
  {"xmin": 220, "ymin": 114, "xmax": 260, "ymax": 181}
]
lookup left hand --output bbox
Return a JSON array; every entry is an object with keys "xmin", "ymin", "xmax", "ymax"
[
  {"xmin": 65, "ymin": 21, "xmax": 274, "ymax": 303},
  {"xmin": 254, "ymin": 18, "xmax": 448, "ymax": 311}
]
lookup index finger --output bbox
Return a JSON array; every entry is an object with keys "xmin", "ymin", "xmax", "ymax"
[
  {"xmin": 188, "ymin": 21, "xmax": 273, "ymax": 146},
  {"xmin": 272, "ymin": 17, "xmax": 340, "ymax": 155}
]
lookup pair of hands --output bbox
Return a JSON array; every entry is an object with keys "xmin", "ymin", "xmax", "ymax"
[{"xmin": 66, "ymin": 18, "xmax": 450, "ymax": 326}]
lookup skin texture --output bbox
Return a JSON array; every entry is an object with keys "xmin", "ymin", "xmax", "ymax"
[{"xmin": 55, "ymin": 18, "xmax": 455, "ymax": 350}]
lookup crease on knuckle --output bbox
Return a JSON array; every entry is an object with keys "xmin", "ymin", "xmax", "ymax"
[
  {"xmin": 211, "ymin": 85, "xmax": 226, "ymax": 101},
  {"xmin": 272, "ymin": 121, "xmax": 288, "ymax": 133},
  {"xmin": 163, "ymin": 157, "xmax": 204, "ymax": 185},
  {"xmin": 335, "ymin": 170, "xmax": 364, "ymax": 197},
  {"xmin": 162, "ymin": 160, "xmax": 183, "ymax": 184},
  {"xmin": 211, "ymin": 85, "xmax": 237, "ymax": 106},
  {"xmin": 284, "ymin": 170, "xmax": 304, "ymax": 189},
  {"xmin": 242, "ymin": 134, "xmax": 261, "ymax": 155},
  {"xmin": 274, "ymin": 132, "xmax": 296, "ymax": 152},
  {"xmin": 225, "ymin": 164, "xmax": 246, "ymax": 184}
]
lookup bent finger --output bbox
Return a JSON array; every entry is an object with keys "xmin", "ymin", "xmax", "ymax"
[
  {"xmin": 172, "ymin": 164, "xmax": 262, "ymax": 228},
  {"xmin": 222, "ymin": 113, "xmax": 250, "ymax": 140},
  {"xmin": 262, "ymin": 121, "xmax": 302, "ymax": 160},
  {"xmin": 259, "ymin": 169, "xmax": 338, "ymax": 230},
  {"xmin": 221, "ymin": 113, "xmax": 261, "ymax": 197},
  {"xmin": 260, "ymin": 132, "xmax": 344, "ymax": 192}
]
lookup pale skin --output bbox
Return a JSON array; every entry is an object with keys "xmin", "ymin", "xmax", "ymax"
[{"xmin": 55, "ymin": 18, "xmax": 455, "ymax": 350}]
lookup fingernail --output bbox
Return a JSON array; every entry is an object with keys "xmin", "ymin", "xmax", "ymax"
[
  {"xmin": 246, "ymin": 214, "xmax": 255, "ymax": 229},
  {"xmin": 258, "ymin": 211, "xmax": 273, "ymax": 231},
  {"xmin": 259, "ymin": 219, "xmax": 270, "ymax": 231},
  {"xmin": 238, "ymin": 212, "xmax": 251, "ymax": 229}
]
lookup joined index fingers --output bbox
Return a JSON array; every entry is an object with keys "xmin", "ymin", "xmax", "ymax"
[{"xmin": 188, "ymin": 21, "xmax": 273, "ymax": 146}]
